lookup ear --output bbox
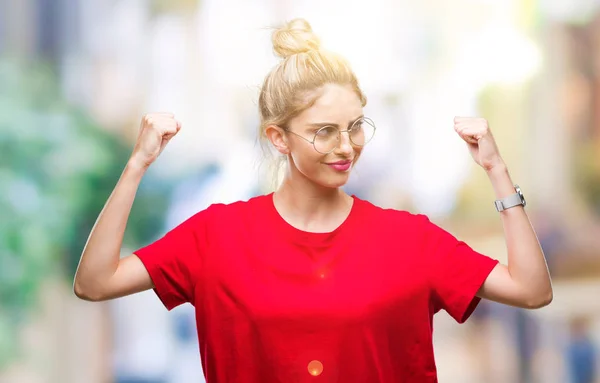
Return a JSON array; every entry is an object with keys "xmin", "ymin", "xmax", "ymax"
[{"xmin": 265, "ymin": 125, "xmax": 290, "ymax": 155}]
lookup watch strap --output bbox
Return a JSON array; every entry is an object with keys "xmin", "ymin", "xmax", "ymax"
[{"xmin": 494, "ymin": 192, "xmax": 523, "ymax": 212}]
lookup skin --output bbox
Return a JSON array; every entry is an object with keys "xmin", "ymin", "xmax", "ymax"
[
  {"xmin": 73, "ymin": 84, "xmax": 552, "ymax": 310},
  {"xmin": 453, "ymin": 117, "xmax": 552, "ymax": 308},
  {"xmin": 265, "ymin": 83, "xmax": 364, "ymax": 234}
]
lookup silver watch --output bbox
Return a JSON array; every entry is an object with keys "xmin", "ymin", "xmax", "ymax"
[{"xmin": 494, "ymin": 185, "xmax": 526, "ymax": 212}]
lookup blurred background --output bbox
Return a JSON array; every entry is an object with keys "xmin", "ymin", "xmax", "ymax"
[{"xmin": 1, "ymin": 0, "xmax": 600, "ymax": 382}]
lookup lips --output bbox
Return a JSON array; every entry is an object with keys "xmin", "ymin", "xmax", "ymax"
[
  {"xmin": 326, "ymin": 160, "xmax": 352, "ymax": 165},
  {"xmin": 326, "ymin": 159, "xmax": 353, "ymax": 172}
]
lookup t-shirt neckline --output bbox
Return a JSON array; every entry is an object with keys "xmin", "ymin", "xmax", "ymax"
[{"xmin": 265, "ymin": 192, "xmax": 360, "ymax": 245}]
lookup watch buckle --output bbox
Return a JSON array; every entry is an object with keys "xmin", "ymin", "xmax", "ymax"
[{"xmin": 494, "ymin": 200, "xmax": 504, "ymax": 211}]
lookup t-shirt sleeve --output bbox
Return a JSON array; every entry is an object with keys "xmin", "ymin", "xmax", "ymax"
[
  {"xmin": 133, "ymin": 208, "xmax": 211, "ymax": 310},
  {"xmin": 420, "ymin": 215, "xmax": 499, "ymax": 323}
]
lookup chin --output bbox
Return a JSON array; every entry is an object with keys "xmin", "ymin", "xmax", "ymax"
[{"xmin": 315, "ymin": 172, "xmax": 351, "ymax": 189}]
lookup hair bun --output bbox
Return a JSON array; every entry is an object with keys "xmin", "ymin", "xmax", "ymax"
[{"xmin": 272, "ymin": 18, "xmax": 321, "ymax": 59}]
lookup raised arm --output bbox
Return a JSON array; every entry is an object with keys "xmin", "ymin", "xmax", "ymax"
[
  {"xmin": 73, "ymin": 113, "xmax": 181, "ymax": 301},
  {"xmin": 453, "ymin": 117, "xmax": 552, "ymax": 309},
  {"xmin": 476, "ymin": 164, "xmax": 552, "ymax": 308}
]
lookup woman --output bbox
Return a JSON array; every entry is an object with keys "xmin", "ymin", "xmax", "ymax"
[{"xmin": 74, "ymin": 18, "xmax": 552, "ymax": 382}]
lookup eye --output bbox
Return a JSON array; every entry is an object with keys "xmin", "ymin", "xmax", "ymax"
[
  {"xmin": 316, "ymin": 126, "xmax": 337, "ymax": 137},
  {"xmin": 349, "ymin": 120, "xmax": 364, "ymax": 134}
]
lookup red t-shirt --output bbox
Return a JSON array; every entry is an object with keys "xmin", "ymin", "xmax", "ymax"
[{"xmin": 134, "ymin": 193, "xmax": 498, "ymax": 382}]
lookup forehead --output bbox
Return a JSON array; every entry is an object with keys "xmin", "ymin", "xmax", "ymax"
[{"xmin": 299, "ymin": 84, "xmax": 363, "ymax": 123}]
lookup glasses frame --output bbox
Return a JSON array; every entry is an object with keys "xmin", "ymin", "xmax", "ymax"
[{"xmin": 283, "ymin": 117, "xmax": 376, "ymax": 154}]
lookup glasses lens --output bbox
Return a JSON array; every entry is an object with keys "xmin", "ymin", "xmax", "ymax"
[
  {"xmin": 314, "ymin": 126, "xmax": 339, "ymax": 153},
  {"xmin": 349, "ymin": 117, "xmax": 375, "ymax": 146}
]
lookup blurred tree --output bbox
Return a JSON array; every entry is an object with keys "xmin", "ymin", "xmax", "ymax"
[{"xmin": 0, "ymin": 59, "xmax": 172, "ymax": 368}]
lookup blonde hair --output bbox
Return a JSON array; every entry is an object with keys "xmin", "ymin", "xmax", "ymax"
[{"xmin": 258, "ymin": 18, "xmax": 367, "ymax": 186}]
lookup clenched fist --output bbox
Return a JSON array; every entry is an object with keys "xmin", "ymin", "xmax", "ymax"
[
  {"xmin": 454, "ymin": 116, "xmax": 504, "ymax": 171},
  {"xmin": 130, "ymin": 113, "xmax": 181, "ymax": 169}
]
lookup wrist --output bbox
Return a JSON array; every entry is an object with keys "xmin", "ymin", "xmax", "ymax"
[
  {"xmin": 484, "ymin": 160, "xmax": 507, "ymax": 175},
  {"xmin": 485, "ymin": 164, "xmax": 516, "ymax": 199},
  {"xmin": 125, "ymin": 156, "xmax": 149, "ymax": 175}
]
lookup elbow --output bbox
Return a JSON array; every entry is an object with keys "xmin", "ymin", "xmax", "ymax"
[
  {"xmin": 525, "ymin": 290, "xmax": 553, "ymax": 309},
  {"xmin": 73, "ymin": 280, "xmax": 104, "ymax": 302}
]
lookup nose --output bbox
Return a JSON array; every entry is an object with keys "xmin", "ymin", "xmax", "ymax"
[{"xmin": 335, "ymin": 130, "xmax": 353, "ymax": 155}]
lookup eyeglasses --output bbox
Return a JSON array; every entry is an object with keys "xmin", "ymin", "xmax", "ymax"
[{"xmin": 283, "ymin": 117, "xmax": 376, "ymax": 154}]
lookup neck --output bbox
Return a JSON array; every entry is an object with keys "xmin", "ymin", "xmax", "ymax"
[{"xmin": 273, "ymin": 167, "xmax": 352, "ymax": 232}]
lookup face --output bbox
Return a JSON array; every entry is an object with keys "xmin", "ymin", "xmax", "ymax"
[{"xmin": 267, "ymin": 83, "xmax": 367, "ymax": 189}]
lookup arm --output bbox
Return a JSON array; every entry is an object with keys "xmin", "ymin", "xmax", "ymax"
[
  {"xmin": 476, "ymin": 164, "xmax": 553, "ymax": 309},
  {"xmin": 73, "ymin": 161, "xmax": 152, "ymax": 301},
  {"xmin": 73, "ymin": 113, "xmax": 181, "ymax": 301},
  {"xmin": 453, "ymin": 117, "xmax": 552, "ymax": 309}
]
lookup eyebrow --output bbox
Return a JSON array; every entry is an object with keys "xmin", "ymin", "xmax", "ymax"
[{"xmin": 306, "ymin": 114, "xmax": 364, "ymax": 129}]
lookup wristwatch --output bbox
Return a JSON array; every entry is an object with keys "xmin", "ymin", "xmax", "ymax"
[{"xmin": 494, "ymin": 185, "xmax": 526, "ymax": 212}]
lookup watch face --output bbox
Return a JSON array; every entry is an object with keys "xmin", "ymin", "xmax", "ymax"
[{"xmin": 515, "ymin": 185, "xmax": 526, "ymax": 207}]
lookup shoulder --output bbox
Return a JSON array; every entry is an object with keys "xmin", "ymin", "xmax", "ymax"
[
  {"xmin": 182, "ymin": 194, "xmax": 271, "ymax": 227},
  {"xmin": 352, "ymin": 196, "xmax": 436, "ymax": 245},
  {"xmin": 208, "ymin": 193, "xmax": 269, "ymax": 215},
  {"xmin": 353, "ymin": 196, "xmax": 429, "ymax": 229}
]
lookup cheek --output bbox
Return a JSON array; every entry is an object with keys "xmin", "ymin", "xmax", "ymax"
[
  {"xmin": 291, "ymin": 145, "xmax": 324, "ymax": 173},
  {"xmin": 352, "ymin": 147, "xmax": 363, "ymax": 163}
]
